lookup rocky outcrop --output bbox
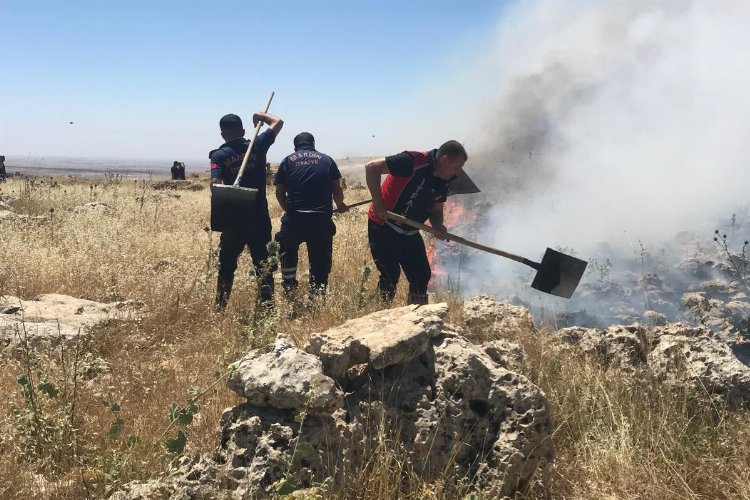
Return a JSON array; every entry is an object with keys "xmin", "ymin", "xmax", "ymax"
[
  {"xmin": 113, "ymin": 303, "xmax": 551, "ymax": 499},
  {"xmin": 481, "ymin": 338, "xmax": 526, "ymax": 372},
  {"xmin": 643, "ymin": 310, "xmax": 668, "ymax": 326},
  {"xmin": 553, "ymin": 319, "xmax": 750, "ymax": 408},
  {"xmin": 648, "ymin": 324, "xmax": 750, "ymax": 406},
  {"xmin": 678, "ymin": 256, "xmax": 736, "ymax": 281},
  {"xmin": 556, "ymin": 324, "xmax": 647, "ymax": 371},
  {"xmin": 227, "ymin": 335, "xmax": 343, "ymax": 414},
  {"xmin": 305, "ymin": 303, "xmax": 448, "ymax": 381},
  {"xmin": 407, "ymin": 334, "xmax": 551, "ymax": 496},
  {"xmin": 463, "ymin": 295, "xmax": 535, "ymax": 337},
  {"xmin": 541, "ymin": 240, "xmax": 750, "ymax": 330},
  {"xmin": 0, "ymin": 294, "xmax": 141, "ymax": 348},
  {"xmin": 0, "ymin": 200, "xmax": 45, "ymax": 222},
  {"xmin": 681, "ymin": 291, "xmax": 750, "ymax": 336}
]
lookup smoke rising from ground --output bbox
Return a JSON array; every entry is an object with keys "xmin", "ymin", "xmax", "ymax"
[
  {"xmin": 471, "ymin": 0, "xmax": 750, "ymax": 246},
  {"xmin": 434, "ymin": 1, "xmax": 750, "ymax": 323}
]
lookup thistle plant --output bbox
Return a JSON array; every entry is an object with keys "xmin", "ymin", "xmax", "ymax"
[{"xmin": 713, "ymin": 229, "xmax": 749, "ymax": 291}]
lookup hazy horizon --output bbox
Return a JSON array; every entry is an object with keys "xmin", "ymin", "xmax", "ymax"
[{"xmin": 0, "ymin": 153, "xmax": 376, "ymax": 180}]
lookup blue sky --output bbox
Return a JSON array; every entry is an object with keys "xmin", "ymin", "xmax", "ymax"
[{"xmin": 0, "ymin": 0, "xmax": 506, "ymax": 162}]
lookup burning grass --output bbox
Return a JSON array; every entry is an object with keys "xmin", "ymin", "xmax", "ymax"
[{"xmin": 1, "ymin": 175, "xmax": 750, "ymax": 498}]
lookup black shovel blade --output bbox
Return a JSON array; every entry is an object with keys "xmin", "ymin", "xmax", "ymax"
[
  {"xmin": 531, "ymin": 248, "xmax": 588, "ymax": 298},
  {"xmin": 447, "ymin": 169, "xmax": 481, "ymax": 196},
  {"xmin": 210, "ymin": 184, "xmax": 258, "ymax": 232}
]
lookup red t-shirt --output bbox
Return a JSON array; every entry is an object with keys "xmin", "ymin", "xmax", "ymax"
[{"xmin": 368, "ymin": 149, "xmax": 449, "ymax": 231}]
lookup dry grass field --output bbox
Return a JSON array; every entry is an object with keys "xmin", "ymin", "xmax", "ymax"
[{"xmin": 1, "ymin": 174, "xmax": 750, "ymax": 499}]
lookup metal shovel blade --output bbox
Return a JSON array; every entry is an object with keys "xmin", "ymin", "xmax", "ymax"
[
  {"xmin": 530, "ymin": 248, "xmax": 588, "ymax": 298},
  {"xmin": 447, "ymin": 169, "xmax": 480, "ymax": 196},
  {"xmin": 210, "ymin": 184, "xmax": 258, "ymax": 232}
]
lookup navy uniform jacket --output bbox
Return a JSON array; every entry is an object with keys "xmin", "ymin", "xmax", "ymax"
[
  {"xmin": 274, "ymin": 146, "xmax": 341, "ymax": 217},
  {"xmin": 209, "ymin": 129, "xmax": 276, "ymax": 220}
]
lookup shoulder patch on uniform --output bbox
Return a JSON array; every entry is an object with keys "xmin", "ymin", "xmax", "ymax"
[{"xmin": 408, "ymin": 151, "xmax": 430, "ymax": 169}]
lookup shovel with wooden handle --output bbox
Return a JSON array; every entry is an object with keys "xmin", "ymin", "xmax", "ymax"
[
  {"xmin": 385, "ymin": 211, "xmax": 587, "ymax": 299},
  {"xmin": 210, "ymin": 91, "xmax": 275, "ymax": 232}
]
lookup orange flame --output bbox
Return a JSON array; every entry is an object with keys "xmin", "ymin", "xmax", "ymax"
[
  {"xmin": 443, "ymin": 199, "xmax": 466, "ymax": 227},
  {"xmin": 428, "ymin": 199, "xmax": 472, "ymax": 283}
]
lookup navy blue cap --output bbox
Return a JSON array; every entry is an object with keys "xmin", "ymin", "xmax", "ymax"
[
  {"xmin": 219, "ymin": 114, "xmax": 243, "ymax": 131},
  {"xmin": 294, "ymin": 132, "xmax": 315, "ymax": 149}
]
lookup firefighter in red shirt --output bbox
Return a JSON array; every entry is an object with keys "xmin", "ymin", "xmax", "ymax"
[{"xmin": 365, "ymin": 140, "xmax": 467, "ymax": 305}]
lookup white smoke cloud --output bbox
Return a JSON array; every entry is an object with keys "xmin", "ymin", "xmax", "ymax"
[
  {"xmin": 425, "ymin": 0, "xmax": 750, "ymax": 318},
  {"xmin": 469, "ymin": 0, "xmax": 750, "ymax": 249}
]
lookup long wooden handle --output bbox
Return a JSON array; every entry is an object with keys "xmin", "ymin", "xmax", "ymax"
[
  {"xmin": 339, "ymin": 198, "xmax": 371, "ymax": 211},
  {"xmin": 385, "ymin": 211, "xmax": 537, "ymax": 267},
  {"xmin": 333, "ymin": 198, "xmax": 372, "ymax": 214},
  {"xmin": 348, "ymin": 199, "xmax": 372, "ymax": 209},
  {"xmin": 233, "ymin": 91, "xmax": 275, "ymax": 187}
]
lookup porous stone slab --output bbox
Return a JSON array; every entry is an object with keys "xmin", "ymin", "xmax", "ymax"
[
  {"xmin": 227, "ymin": 335, "xmax": 343, "ymax": 414},
  {"xmin": 304, "ymin": 303, "xmax": 448, "ymax": 382},
  {"xmin": 556, "ymin": 324, "xmax": 647, "ymax": 370},
  {"xmin": 0, "ymin": 294, "xmax": 139, "ymax": 347},
  {"xmin": 481, "ymin": 338, "xmax": 526, "ymax": 371},
  {"xmin": 648, "ymin": 323, "xmax": 750, "ymax": 407},
  {"xmin": 681, "ymin": 291, "xmax": 750, "ymax": 336},
  {"xmin": 0, "ymin": 209, "xmax": 44, "ymax": 221},
  {"xmin": 463, "ymin": 295, "xmax": 535, "ymax": 336}
]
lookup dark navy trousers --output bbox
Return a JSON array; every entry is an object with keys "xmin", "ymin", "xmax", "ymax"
[
  {"xmin": 275, "ymin": 213, "xmax": 336, "ymax": 295},
  {"xmin": 367, "ymin": 220, "xmax": 430, "ymax": 305},
  {"xmin": 216, "ymin": 215, "xmax": 275, "ymax": 309}
]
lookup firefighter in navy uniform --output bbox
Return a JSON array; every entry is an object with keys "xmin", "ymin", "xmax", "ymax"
[
  {"xmin": 274, "ymin": 132, "xmax": 347, "ymax": 299},
  {"xmin": 365, "ymin": 140, "xmax": 467, "ymax": 305},
  {"xmin": 210, "ymin": 112, "xmax": 284, "ymax": 311}
]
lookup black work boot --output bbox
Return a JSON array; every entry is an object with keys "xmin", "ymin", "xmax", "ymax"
[
  {"xmin": 215, "ymin": 275, "xmax": 234, "ymax": 312},
  {"xmin": 407, "ymin": 286, "xmax": 429, "ymax": 305}
]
